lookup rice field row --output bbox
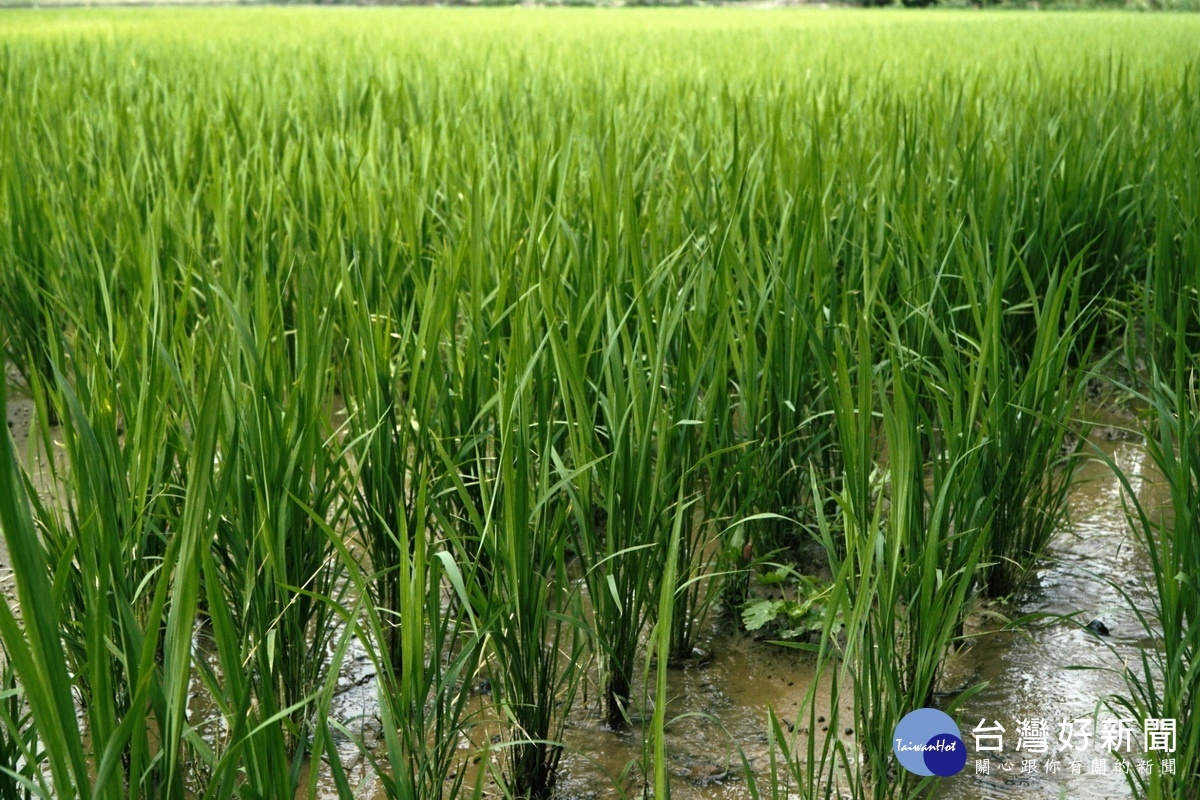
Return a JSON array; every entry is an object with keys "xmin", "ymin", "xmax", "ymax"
[{"xmin": 0, "ymin": 8, "xmax": 1198, "ymax": 799}]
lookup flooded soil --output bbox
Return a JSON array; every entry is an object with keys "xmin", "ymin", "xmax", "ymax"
[
  {"xmin": 553, "ymin": 633, "xmax": 839, "ymax": 800},
  {"xmin": 933, "ymin": 437, "xmax": 1167, "ymax": 800},
  {"xmin": 1, "ymin": 389, "xmax": 1173, "ymax": 800},
  {"xmin": 280, "ymin": 606, "xmax": 840, "ymax": 800},
  {"xmin": 528, "ymin": 432, "xmax": 1170, "ymax": 800}
]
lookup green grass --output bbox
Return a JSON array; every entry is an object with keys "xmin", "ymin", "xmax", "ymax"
[{"xmin": 1, "ymin": 7, "xmax": 1198, "ymax": 799}]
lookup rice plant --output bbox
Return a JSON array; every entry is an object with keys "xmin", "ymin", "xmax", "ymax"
[
  {"xmin": 207, "ymin": 262, "xmax": 348, "ymax": 764},
  {"xmin": 1104, "ymin": 221, "xmax": 1200, "ymax": 797},
  {"xmin": 0, "ymin": 373, "xmax": 90, "ymax": 798},
  {"xmin": 801, "ymin": 263, "xmax": 989, "ymax": 799},
  {"xmin": 0, "ymin": 658, "xmax": 38, "ymax": 800},
  {"xmin": 436, "ymin": 286, "xmax": 587, "ymax": 798},
  {"xmin": 1106, "ymin": 362, "xmax": 1200, "ymax": 799}
]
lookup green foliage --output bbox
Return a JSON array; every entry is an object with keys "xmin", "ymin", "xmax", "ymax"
[
  {"xmin": 1106, "ymin": 367, "xmax": 1200, "ymax": 798},
  {"xmin": 741, "ymin": 571, "xmax": 838, "ymax": 641},
  {"xmin": 1102, "ymin": 232, "xmax": 1200, "ymax": 798},
  {"xmin": 0, "ymin": 9, "xmax": 1197, "ymax": 800}
]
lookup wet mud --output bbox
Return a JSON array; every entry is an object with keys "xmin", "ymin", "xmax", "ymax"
[
  {"xmin": 934, "ymin": 439, "xmax": 1167, "ymax": 800},
  {"xmin": 1, "ymin": 391, "xmax": 1173, "ymax": 799}
]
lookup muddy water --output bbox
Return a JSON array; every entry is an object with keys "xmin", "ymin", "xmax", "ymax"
[
  {"xmin": 2, "ymin": 390, "xmax": 1171, "ymax": 800},
  {"xmin": 550, "ymin": 633, "xmax": 842, "ymax": 800},
  {"xmin": 933, "ymin": 439, "xmax": 1166, "ymax": 800},
  {"xmin": 296, "ymin": 616, "xmax": 840, "ymax": 800},
  {"xmin": 551, "ymin": 436, "xmax": 1168, "ymax": 800}
]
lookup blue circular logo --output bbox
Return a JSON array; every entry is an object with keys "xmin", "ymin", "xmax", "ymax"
[{"xmin": 893, "ymin": 708, "xmax": 967, "ymax": 777}]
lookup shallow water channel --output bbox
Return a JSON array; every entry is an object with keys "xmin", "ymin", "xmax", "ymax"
[
  {"xmin": 931, "ymin": 438, "xmax": 1165, "ymax": 800},
  {"xmin": 2, "ymin": 394, "xmax": 1168, "ymax": 799}
]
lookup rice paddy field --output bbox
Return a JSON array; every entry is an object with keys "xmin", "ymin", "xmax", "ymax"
[{"xmin": 1, "ymin": 7, "xmax": 1199, "ymax": 800}]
